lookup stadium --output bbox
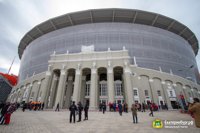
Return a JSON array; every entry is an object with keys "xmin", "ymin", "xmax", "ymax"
[{"xmin": 9, "ymin": 8, "xmax": 200, "ymax": 110}]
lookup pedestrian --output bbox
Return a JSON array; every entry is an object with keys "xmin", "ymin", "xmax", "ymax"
[
  {"xmin": 77, "ymin": 102, "xmax": 83, "ymax": 122},
  {"xmin": 118, "ymin": 102, "xmax": 123, "ymax": 116},
  {"xmin": 41, "ymin": 102, "xmax": 44, "ymax": 110},
  {"xmin": 69, "ymin": 101, "xmax": 77, "ymax": 123},
  {"xmin": 131, "ymin": 103, "xmax": 138, "ymax": 123},
  {"xmin": 142, "ymin": 102, "xmax": 146, "ymax": 112},
  {"xmin": 22, "ymin": 103, "xmax": 27, "ymax": 112},
  {"xmin": 164, "ymin": 103, "xmax": 168, "ymax": 110},
  {"xmin": 84, "ymin": 101, "xmax": 89, "ymax": 120},
  {"xmin": 99, "ymin": 102, "xmax": 102, "ymax": 111},
  {"xmin": 4, "ymin": 103, "xmax": 17, "ymax": 125},
  {"xmin": 102, "ymin": 102, "xmax": 106, "ymax": 114},
  {"xmin": 149, "ymin": 103, "xmax": 154, "ymax": 117},
  {"xmin": 188, "ymin": 98, "xmax": 200, "ymax": 128},
  {"xmin": 113, "ymin": 102, "xmax": 116, "ymax": 112},
  {"xmin": 55, "ymin": 103, "xmax": 59, "ymax": 111},
  {"xmin": 0, "ymin": 102, "xmax": 10, "ymax": 124},
  {"xmin": 38, "ymin": 101, "xmax": 41, "ymax": 110},
  {"xmin": 124, "ymin": 102, "xmax": 128, "ymax": 113}
]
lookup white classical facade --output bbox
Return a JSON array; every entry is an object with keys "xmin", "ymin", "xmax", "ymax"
[{"xmin": 8, "ymin": 49, "xmax": 200, "ymax": 110}]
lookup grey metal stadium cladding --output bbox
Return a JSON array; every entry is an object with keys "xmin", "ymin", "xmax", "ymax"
[{"xmin": 18, "ymin": 8, "xmax": 198, "ymax": 58}]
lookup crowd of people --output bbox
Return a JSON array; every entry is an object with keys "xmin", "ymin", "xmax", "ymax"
[
  {"xmin": 0, "ymin": 97, "xmax": 199, "ymax": 128},
  {"xmin": 69, "ymin": 101, "xmax": 89, "ymax": 123},
  {"xmin": 22, "ymin": 101, "xmax": 45, "ymax": 112}
]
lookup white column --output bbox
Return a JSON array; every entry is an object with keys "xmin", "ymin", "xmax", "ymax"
[
  {"xmin": 15, "ymin": 90, "xmax": 20, "ymax": 103},
  {"xmin": 161, "ymin": 82, "xmax": 172, "ymax": 109},
  {"xmin": 35, "ymin": 81, "xmax": 41, "ymax": 101},
  {"xmin": 40, "ymin": 70, "xmax": 52, "ymax": 108},
  {"xmin": 65, "ymin": 76, "xmax": 73, "ymax": 108},
  {"xmin": 123, "ymin": 65, "xmax": 133, "ymax": 109},
  {"xmin": 49, "ymin": 75, "xmax": 58, "ymax": 108},
  {"xmin": 90, "ymin": 68, "xmax": 98, "ymax": 110},
  {"xmin": 148, "ymin": 79, "xmax": 157, "ymax": 103},
  {"xmin": 54, "ymin": 68, "xmax": 67, "ymax": 109},
  {"xmin": 26, "ymin": 84, "xmax": 33, "ymax": 102},
  {"xmin": 72, "ymin": 66, "xmax": 82, "ymax": 104},
  {"xmin": 107, "ymin": 62, "xmax": 114, "ymax": 103},
  {"xmin": 80, "ymin": 76, "xmax": 86, "ymax": 103}
]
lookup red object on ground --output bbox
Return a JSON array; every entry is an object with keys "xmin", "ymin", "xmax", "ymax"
[
  {"xmin": 4, "ymin": 113, "xmax": 11, "ymax": 124},
  {"xmin": 0, "ymin": 72, "xmax": 18, "ymax": 86}
]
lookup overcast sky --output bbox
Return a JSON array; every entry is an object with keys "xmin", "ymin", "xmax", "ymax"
[{"xmin": 0, "ymin": 0, "xmax": 200, "ymax": 75}]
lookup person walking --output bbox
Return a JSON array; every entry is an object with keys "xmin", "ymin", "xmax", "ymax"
[
  {"xmin": 188, "ymin": 98, "xmax": 200, "ymax": 128},
  {"xmin": 84, "ymin": 101, "xmax": 89, "ymax": 120},
  {"xmin": 69, "ymin": 101, "xmax": 77, "ymax": 123},
  {"xmin": 131, "ymin": 103, "xmax": 138, "ymax": 123},
  {"xmin": 102, "ymin": 102, "xmax": 106, "ymax": 114},
  {"xmin": 149, "ymin": 103, "xmax": 154, "ymax": 117},
  {"xmin": 77, "ymin": 102, "xmax": 83, "ymax": 122},
  {"xmin": 55, "ymin": 103, "xmax": 59, "ymax": 111},
  {"xmin": 41, "ymin": 102, "xmax": 44, "ymax": 110},
  {"xmin": 4, "ymin": 103, "xmax": 17, "ymax": 125},
  {"xmin": 118, "ymin": 102, "xmax": 123, "ymax": 116}
]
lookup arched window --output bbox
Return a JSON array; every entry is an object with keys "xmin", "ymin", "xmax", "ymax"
[
  {"xmin": 99, "ymin": 80, "xmax": 107, "ymax": 96},
  {"xmin": 85, "ymin": 81, "xmax": 90, "ymax": 96},
  {"xmin": 114, "ymin": 80, "xmax": 122, "ymax": 96}
]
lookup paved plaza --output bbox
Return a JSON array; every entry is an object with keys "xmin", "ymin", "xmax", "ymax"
[{"xmin": 0, "ymin": 109, "xmax": 199, "ymax": 133}]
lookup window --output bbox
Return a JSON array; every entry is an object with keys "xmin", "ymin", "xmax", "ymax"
[
  {"xmin": 169, "ymin": 91, "xmax": 173, "ymax": 97},
  {"xmin": 133, "ymin": 90, "xmax": 138, "ymax": 96},
  {"xmin": 144, "ymin": 90, "xmax": 148, "ymax": 96},
  {"xmin": 157, "ymin": 90, "xmax": 161, "ymax": 96},
  {"xmin": 99, "ymin": 81, "xmax": 107, "ymax": 96},
  {"xmin": 115, "ymin": 80, "xmax": 122, "ymax": 96},
  {"xmin": 85, "ymin": 82, "xmax": 90, "ymax": 96}
]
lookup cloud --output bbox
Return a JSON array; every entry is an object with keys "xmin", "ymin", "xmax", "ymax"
[
  {"xmin": 0, "ymin": 56, "xmax": 20, "ymax": 75},
  {"xmin": 0, "ymin": 0, "xmax": 199, "ymax": 77}
]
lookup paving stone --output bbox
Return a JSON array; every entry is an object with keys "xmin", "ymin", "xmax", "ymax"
[{"xmin": 0, "ymin": 110, "xmax": 199, "ymax": 133}]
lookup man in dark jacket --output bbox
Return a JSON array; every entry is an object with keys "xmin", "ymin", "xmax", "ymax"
[
  {"xmin": 69, "ymin": 101, "xmax": 77, "ymax": 123},
  {"xmin": 77, "ymin": 102, "xmax": 83, "ymax": 122},
  {"xmin": 118, "ymin": 102, "xmax": 123, "ymax": 116},
  {"xmin": 102, "ymin": 102, "xmax": 106, "ymax": 114},
  {"xmin": 84, "ymin": 101, "xmax": 89, "ymax": 120}
]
